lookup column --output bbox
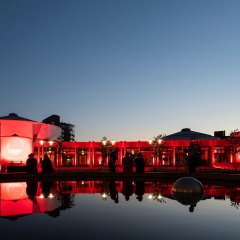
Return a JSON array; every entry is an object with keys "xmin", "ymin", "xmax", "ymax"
[
  {"xmin": 37, "ymin": 146, "xmax": 40, "ymax": 161},
  {"xmin": 124, "ymin": 141, "xmax": 127, "ymax": 156},
  {"xmin": 119, "ymin": 142, "xmax": 123, "ymax": 162},
  {"xmin": 172, "ymin": 146, "xmax": 176, "ymax": 166},
  {"xmin": 210, "ymin": 144, "xmax": 215, "ymax": 167},
  {"xmin": 74, "ymin": 147, "xmax": 77, "ymax": 166},
  {"xmin": 88, "ymin": 144, "xmax": 91, "ymax": 167},
  {"xmin": 92, "ymin": 146, "xmax": 95, "ymax": 169}
]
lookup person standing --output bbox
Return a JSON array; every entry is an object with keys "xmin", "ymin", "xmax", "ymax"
[
  {"xmin": 122, "ymin": 152, "xmax": 133, "ymax": 173},
  {"xmin": 135, "ymin": 152, "xmax": 145, "ymax": 173},
  {"xmin": 108, "ymin": 149, "xmax": 118, "ymax": 172},
  {"xmin": 42, "ymin": 154, "xmax": 54, "ymax": 173},
  {"xmin": 26, "ymin": 153, "xmax": 38, "ymax": 173},
  {"xmin": 187, "ymin": 142, "xmax": 202, "ymax": 173}
]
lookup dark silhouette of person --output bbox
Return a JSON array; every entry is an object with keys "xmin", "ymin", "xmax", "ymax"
[
  {"xmin": 41, "ymin": 154, "xmax": 54, "ymax": 173},
  {"xmin": 108, "ymin": 149, "xmax": 118, "ymax": 172},
  {"xmin": 41, "ymin": 180, "xmax": 54, "ymax": 198},
  {"xmin": 135, "ymin": 180, "xmax": 145, "ymax": 201},
  {"xmin": 122, "ymin": 152, "xmax": 133, "ymax": 173},
  {"xmin": 26, "ymin": 180, "xmax": 38, "ymax": 202},
  {"xmin": 186, "ymin": 143, "xmax": 202, "ymax": 173},
  {"xmin": 135, "ymin": 152, "xmax": 145, "ymax": 173},
  {"xmin": 26, "ymin": 153, "xmax": 38, "ymax": 173},
  {"xmin": 121, "ymin": 179, "xmax": 134, "ymax": 201},
  {"xmin": 109, "ymin": 180, "xmax": 119, "ymax": 203}
]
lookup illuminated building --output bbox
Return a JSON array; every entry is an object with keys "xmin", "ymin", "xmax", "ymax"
[
  {"xmin": 0, "ymin": 113, "xmax": 61, "ymax": 170},
  {"xmin": 0, "ymin": 113, "xmax": 239, "ymax": 170},
  {"xmin": 37, "ymin": 128, "xmax": 234, "ymax": 169}
]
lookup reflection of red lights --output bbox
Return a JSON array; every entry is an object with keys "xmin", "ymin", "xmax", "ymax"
[
  {"xmin": 1, "ymin": 182, "xmax": 27, "ymax": 200},
  {"xmin": 7, "ymin": 183, "xmax": 25, "ymax": 199},
  {"xmin": 7, "ymin": 138, "xmax": 24, "ymax": 156}
]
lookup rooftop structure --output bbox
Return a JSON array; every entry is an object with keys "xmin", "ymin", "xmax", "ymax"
[{"xmin": 162, "ymin": 128, "xmax": 217, "ymax": 141}]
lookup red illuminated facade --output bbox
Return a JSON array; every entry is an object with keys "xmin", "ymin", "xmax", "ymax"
[
  {"xmin": 1, "ymin": 113, "xmax": 240, "ymax": 171},
  {"xmin": 33, "ymin": 128, "xmax": 238, "ymax": 170}
]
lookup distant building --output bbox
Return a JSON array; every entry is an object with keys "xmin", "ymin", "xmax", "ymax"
[{"xmin": 42, "ymin": 115, "xmax": 75, "ymax": 142}]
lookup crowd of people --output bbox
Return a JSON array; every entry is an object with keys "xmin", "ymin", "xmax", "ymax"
[
  {"xmin": 26, "ymin": 149, "xmax": 146, "ymax": 174},
  {"xmin": 108, "ymin": 149, "xmax": 145, "ymax": 173}
]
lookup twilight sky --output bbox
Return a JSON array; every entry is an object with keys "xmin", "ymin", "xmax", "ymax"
[{"xmin": 1, "ymin": 0, "xmax": 240, "ymax": 141}]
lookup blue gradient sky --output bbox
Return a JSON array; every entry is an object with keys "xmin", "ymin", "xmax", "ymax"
[{"xmin": 1, "ymin": 0, "xmax": 240, "ymax": 141}]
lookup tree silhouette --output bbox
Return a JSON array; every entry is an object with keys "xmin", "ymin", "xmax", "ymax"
[{"xmin": 228, "ymin": 129, "xmax": 240, "ymax": 169}]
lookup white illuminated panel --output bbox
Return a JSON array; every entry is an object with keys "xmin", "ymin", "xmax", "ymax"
[{"xmin": 1, "ymin": 137, "xmax": 32, "ymax": 163}]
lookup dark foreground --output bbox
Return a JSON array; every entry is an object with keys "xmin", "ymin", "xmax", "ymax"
[{"xmin": 1, "ymin": 168, "xmax": 240, "ymax": 185}]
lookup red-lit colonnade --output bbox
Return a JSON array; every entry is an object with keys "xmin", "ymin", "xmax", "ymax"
[{"xmin": 34, "ymin": 129, "xmax": 234, "ymax": 169}]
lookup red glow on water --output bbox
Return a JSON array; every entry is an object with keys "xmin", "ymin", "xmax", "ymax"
[{"xmin": 1, "ymin": 182, "xmax": 27, "ymax": 200}]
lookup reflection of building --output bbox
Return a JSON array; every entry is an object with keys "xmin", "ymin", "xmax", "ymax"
[
  {"xmin": 0, "ymin": 182, "xmax": 62, "ymax": 218},
  {"xmin": 0, "ymin": 113, "xmax": 61, "ymax": 170},
  {"xmin": 1, "ymin": 179, "xmax": 240, "ymax": 219},
  {"xmin": 42, "ymin": 115, "xmax": 75, "ymax": 142}
]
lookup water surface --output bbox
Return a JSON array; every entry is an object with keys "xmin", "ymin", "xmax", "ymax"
[{"xmin": 0, "ymin": 179, "xmax": 240, "ymax": 240}]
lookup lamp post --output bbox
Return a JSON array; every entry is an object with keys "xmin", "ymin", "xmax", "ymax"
[
  {"xmin": 47, "ymin": 140, "xmax": 54, "ymax": 161},
  {"xmin": 101, "ymin": 137, "xmax": 116, "ymax": 167},
  {"xmin": 39, "ymin": 140, "xmax": 44, "ymax": 161},
  {"xmin": 150, "ymin": 135, "xmax": 163, "ymax": 169}
]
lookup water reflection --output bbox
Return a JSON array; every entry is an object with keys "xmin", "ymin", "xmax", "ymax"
[
  {"xmin": 172, "ymin": 177, "xmax": 204, "ymax": 213},
  {"xmin": 121, "ymin": 179, "xmax": 134, "ymax": 201},
  {"xmin": 2, "ymin": 179, "xmax": 240, "ymax": 219},
  {"xmin": 26, "ymin": 180, "xmax": 38, "ymax": 202},
  {"xmin": 109, "ymin": 180, "xmax": 119, "ymax": 203},
  {"xmin": 135, "ymin": 180, "xmax": 145, "ymax": 201}
]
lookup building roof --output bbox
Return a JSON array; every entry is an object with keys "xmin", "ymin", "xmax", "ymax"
[
  {"xmin": 162, "ymin": 128, "xmax": 217, "ymax": 140},
  {"xmin": 0, "ymin": 113, "xmax": 35, "ymax": 122}
]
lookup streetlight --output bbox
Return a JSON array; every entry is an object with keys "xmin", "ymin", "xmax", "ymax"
[
  {"xmin": 150, "ymin": 135, "xmax": 164, "ymax": 168},
  {"xmin": 39, "ymin": 140, "xmax": 44, "ymax": 160}
]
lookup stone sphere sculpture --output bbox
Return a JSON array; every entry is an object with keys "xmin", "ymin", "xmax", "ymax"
[{"xmin": 172, "ymin": 177, "xmax": 204, "ymax": 211}]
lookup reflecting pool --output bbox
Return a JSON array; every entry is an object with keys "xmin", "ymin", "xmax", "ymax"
[{"xmin": 1, "ymin": 178, "xmax": 240, "ymax": 239}]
